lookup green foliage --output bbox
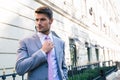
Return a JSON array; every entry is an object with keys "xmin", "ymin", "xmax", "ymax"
[{"xmin": 68, "ymin": 66, "xmax": 116, "ymax": 80}]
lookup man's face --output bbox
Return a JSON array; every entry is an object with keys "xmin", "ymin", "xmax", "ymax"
[{"xmin": 35, "ymin": 13, "xmax": 53, "ymax": 35}]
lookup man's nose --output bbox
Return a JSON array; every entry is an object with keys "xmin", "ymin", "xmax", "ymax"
[{"xmin": 37, "ymin": 20, "xmax": 42, "ymax": 24}]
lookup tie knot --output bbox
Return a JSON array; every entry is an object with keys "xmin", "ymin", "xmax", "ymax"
[{"xmin": 45, "ymin": 36, "xmax": 50, "ymax": 40}]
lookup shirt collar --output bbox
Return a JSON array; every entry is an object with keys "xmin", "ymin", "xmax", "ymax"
[{"xmin": 37, "ymin": 32, "xmax": 53, "ymax": 41}]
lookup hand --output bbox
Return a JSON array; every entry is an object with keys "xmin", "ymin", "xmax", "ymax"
[{"xmin": 41, "ymin": 40, "xmax": 54, "ymax": 54}]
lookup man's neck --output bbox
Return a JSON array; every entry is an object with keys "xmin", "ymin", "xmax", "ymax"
[{"xmin": 40, "ymin": 30, "xmax": 50, "ymax": 35}]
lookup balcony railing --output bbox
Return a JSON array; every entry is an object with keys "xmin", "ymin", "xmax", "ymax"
[
  {"xmin": 0, "ymin": 67, "xmax": 24, "ymax": 80},
  {"xmin": 68, "ymin": 60, "xmax": 117, "ymax": 80},
  {"xmin": 0, "ymin": 73, "xmax": 24, "ymax": 80},
  {"xmin": 0, "ymin": 60, "xmax": 118, "ymax": 80}
]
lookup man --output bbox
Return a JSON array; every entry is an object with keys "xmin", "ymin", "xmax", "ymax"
[{"xmin": 15, "ymin": 6, "xmax": 68, "ymax": 80}]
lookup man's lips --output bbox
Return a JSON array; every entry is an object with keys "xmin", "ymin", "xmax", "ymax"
[{"xmin": 37, "ymin": 25, "xmax": 44, "ymax": 28}]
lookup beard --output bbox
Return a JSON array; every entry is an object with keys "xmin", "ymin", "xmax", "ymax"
[
  {"xmin": 38, "ymin": 28, "xmax": 50, "ymax": 35},
  {"xmin": 36, "ymin": 24, "xmax": 51, "ymax": 35}
]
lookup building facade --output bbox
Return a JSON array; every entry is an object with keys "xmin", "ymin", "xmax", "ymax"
[{"xmin": 0, "ymin": 0, "xmax": 120, "ymax": 78}]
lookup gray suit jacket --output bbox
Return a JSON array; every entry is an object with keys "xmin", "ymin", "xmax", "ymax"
[{"xmin": 15, "ymin": 33, "xmax": 68, "ymax": 80}]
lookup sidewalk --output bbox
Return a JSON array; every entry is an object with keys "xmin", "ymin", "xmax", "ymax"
[{"xmin": 106, "ymin": 70, "xmax": 120, "ymax": 80}]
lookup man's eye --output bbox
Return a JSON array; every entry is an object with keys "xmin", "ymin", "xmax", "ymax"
[{"xmin": 35, "ymin": 19, "xmax": 39, "ymax": 21}]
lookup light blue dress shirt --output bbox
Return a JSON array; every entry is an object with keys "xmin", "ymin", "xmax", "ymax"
[{"xmin": 37, "ymin": 32, "xmax": 59, "ymax": 80}]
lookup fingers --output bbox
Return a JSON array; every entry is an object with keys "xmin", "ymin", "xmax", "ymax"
[
  {"xmin": 41, "ymin": 40, "xmax": 54, "ymax": 53},
  {"xmin": 46, "ymin": 40, "xmax": 54, "ymax": 47}
]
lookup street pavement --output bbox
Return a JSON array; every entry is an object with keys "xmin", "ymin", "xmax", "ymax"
[{"xmin": 106, "ymin": 70, "xmax": 120, "ymax": 80}]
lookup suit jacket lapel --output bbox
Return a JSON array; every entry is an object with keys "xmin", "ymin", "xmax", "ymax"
[
  {"xmin": 53, "ymin": 36, "xmax": 60, "ymax": 63},
  {"xmin": 32, "ymin": 33, "xmax": 42, "ymax": 49},
  {"xmin": 33, "ymin": 33, "xmax": 60, "ymax": 62},
  {"xmin": 53, "ymin": 36, "xmax": 63, "ymax": 80}
]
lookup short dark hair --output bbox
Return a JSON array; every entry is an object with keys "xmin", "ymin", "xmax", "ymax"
[{"xmin": 35, "ymin": 6, "xmax": 53, "ymax": 19}]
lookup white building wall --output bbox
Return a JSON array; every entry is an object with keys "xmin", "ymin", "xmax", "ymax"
[{"xmin": 0, "ymin": 1, "xmax": 120, "ymax": 79}]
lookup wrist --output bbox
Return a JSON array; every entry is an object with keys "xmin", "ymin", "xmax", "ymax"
[{"xmin": 40, "ymin": 49, "xmax": 47, "ymax": 56}]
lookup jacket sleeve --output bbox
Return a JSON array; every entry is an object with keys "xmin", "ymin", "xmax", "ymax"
[{"xmin": 15, "ymin": 39, "xmax": 47, "ymax": 75}]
